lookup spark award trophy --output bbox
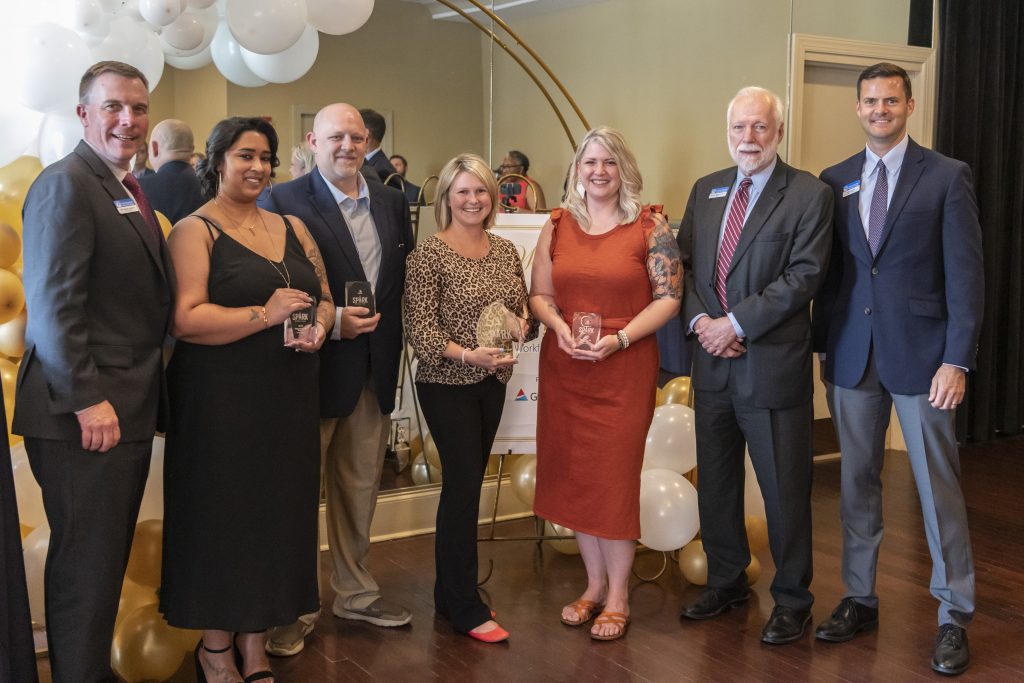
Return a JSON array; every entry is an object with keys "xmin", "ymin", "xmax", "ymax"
[
  {"xmin": 284, "ymin": 297, "xmax": 318, "ymax": 346},
  {"xmin": 476, "ymin": 301, "xmax": 522, "ymax": 359},
  {"xmin": 572, "ymin": 312, "xmax": 602, "ymax": 350},
  {"xmin": 345, "ymin": 281, "xmax": 376, "ymax": 317}
]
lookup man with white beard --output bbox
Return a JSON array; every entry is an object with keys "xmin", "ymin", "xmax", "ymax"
[{"xmin": 676, "ymin": 86, "xmax": 833, "ymax": 644}]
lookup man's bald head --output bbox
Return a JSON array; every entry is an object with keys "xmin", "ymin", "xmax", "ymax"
[
  {"xmin": 308, "ymin": 103, "xmax": 369, "ymax": 193},
  {"xmin": 150, "ymin": 119, "xmax": 195, "ymax": 170}
]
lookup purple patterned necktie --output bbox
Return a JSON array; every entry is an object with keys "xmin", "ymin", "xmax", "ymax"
[
  {"xmin": 868, "ymin": 159, "xmax": 887, "ymax": 256},
  {"xmin": 715, "ymin": 177, "xmax": 753, "ymax": 312}
]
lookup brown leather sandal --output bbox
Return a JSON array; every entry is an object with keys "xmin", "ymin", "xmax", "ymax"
[
  {"xmin": 590, "ymin": 611, "xmax": 630, "ymax": 641},
  {"xmin": 560, "ymin": 599, "xmax": 604, "ymax": 626}
]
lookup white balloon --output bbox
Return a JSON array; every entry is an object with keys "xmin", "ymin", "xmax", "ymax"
[
  {"xmin": 0, "ymin": 104, "xmax": 45, "ymax": 168},
  {"xmin": 161, "ymin": 11, "xmax": 204, "ymax": 51},
  {"xmin": 38, "ymin": 112, "xmax": 85, "ymax": 167},
  {"xmin": 164, "ymin": 44, "xmax": 213, "ymax": 69},
  {"xmin": 210, "ymin": 20, "xmax": 267, "ymax": 87},
  {"xmin": 139, "ymin": 0, "xmax": 182, "ymax": 26},
  {"xmin": 9, "ymin": 22, "xmax": 94, "ymax": 113},
  {"xmin": 240, "ymin": 24, "xmax": 318, "ymax": 84},
  {"xmin": 307, "ymin": 0, "xmax": 374, "ymax": 35},
  {"xmin": 56, "ymin": 0, "xmax": 112, "ymax": 37},
  {"xmin": 225, "ymin": 0, "xmax": 306, "ymax": 55},
  {"xmin": 22, "ymin": 524, "xmax": 50, "ymax": 627},
  {"xmin": 137, "ymin": 436, "xmax": 165, "ymax": 521},
  {"xmin": 189, "ymin": 0, "xmax": 216, "ymax": 9},
  {"xmin": 112, "ymin": 0, "xmax": 145, "ymax": 21},
  {"xmin": 9, "ymin": 442, "xmax": 47, "ymax": 530},
  {"xmin": 638, "ymin": 468, "xmax": 700, "ymax": 552},
  {"xmin": 91, "ymin": 16, "xmax": 164, "ymax": 90},
  {"xmin": 642, "ymin": 403, "xmax": 697, "ymax": 474}
]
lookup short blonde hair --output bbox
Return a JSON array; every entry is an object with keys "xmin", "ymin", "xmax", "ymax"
[
  {"xmin": 291, "ymin": 145, "xmax": 315, "ymax": 174},
  {"xmin": 563, "ymin": 126, "xmax": 643, "ymax": 230},
  {"xmin": 434, "ymin": 153, "xmax": 499, "ymax": 230}
]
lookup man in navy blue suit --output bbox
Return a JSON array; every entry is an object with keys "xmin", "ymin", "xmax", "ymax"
[
  {"xmin": 260, "ymin": 103, "xmax": 415, "ymax": 656},
  {"xmin": 812, "ymin": 62, "xmax": 984, "ymax": 676}
]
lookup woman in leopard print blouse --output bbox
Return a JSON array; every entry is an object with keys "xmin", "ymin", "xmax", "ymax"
[{"xmin": 405, "ymin": 153, "xmax": 536, "ymax": 644}]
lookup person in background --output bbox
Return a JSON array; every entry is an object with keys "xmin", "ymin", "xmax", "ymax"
[
  {"xmin": 139, "ymin": 118, "xmax": 205, "ymax": 224},
  {"xmin": 290, "ymin": 144, "xmax": 315, "ymax": 179},
  {"xmin": 359, "ymin": 108, "xmax": 400, "ymax": 186},
  {"xmin": 530, "ymin": 126, "xmax": 680, "ymax": 641},
  {"xmin": 498, "ymin": 150, "xmax": 546, "ymax": 212},
  {"xmin": 405, "ymin": 153, "xmax": 536, "ymax": 643},
  {"xmin": 389, "ymin": 153, "xmax": 423, "ymax": 205}
]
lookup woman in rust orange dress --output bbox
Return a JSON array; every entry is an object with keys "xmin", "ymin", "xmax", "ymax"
[{"xmin": 530, "ymin": 126, "xmax": 681, "ymax": 641}]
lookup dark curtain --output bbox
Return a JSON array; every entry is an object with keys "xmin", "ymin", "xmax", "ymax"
[
  {"xmin": 935, "ymin": 0, "xmax": 1024, "ymax": 442},
  {"xmin": 0, "ymin": 385, "xmax": 38, "ymax": 682}
]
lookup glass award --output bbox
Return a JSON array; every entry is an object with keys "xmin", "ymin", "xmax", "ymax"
[
  {"xmin": 345, "ymin": 281, "xmax": 376, "ymax": 317},
  {"xmin": 572, "ymin": 311, "xmax": 602, "ymax": 350},
  {"xmin": 476, "ymin": 301, "xmax": 522, "ymax": 359},
  {"xmin": 284, "ymin": 297, "xmax": 317, "ymax": 346}
]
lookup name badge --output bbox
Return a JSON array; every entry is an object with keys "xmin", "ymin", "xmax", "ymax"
[
  {"xmin": 114, "ymin": 197, "xmax": 140, "ymax": 214},
  {"xmin": 842, "ymin": 180, "xmax": 860, "ymax": 198},
  {"xmin": 708, "ymin": 186, "xmax": 729, "ymax": 199}
]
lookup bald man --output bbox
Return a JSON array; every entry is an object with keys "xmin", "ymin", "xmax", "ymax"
[
  {"xmin": 139, "ymin": 118, "xmax": 204, "ymax": 224},
  {"xmin": 259, "ymin": 104, "xmax": 415, "ymax": 656}
]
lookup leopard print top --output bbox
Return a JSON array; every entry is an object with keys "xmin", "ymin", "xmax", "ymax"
[{"xmin": 404, "ymin": 232, "xmax": 535, "ymax": 385}]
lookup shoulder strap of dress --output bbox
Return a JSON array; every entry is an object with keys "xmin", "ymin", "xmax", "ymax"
[
  {"xmin": 192, "ymin": 214, "xmax": 221, "ymax": 239},
  {"xmin": 549, "ymin": 207, "xmax": 565, "ymax": 226},
  {"xmin": 641, "ymin": 204, "xmax": 665, "ymax": 230}
]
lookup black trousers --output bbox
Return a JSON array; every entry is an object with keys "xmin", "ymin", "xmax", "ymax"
[
  {"xmin": 26, "ymin": 438, "xmax": 151, "ymax": 683},
  {"xmin": 416, "ymin": 377, "xmax": 505, "ymax": 633}
]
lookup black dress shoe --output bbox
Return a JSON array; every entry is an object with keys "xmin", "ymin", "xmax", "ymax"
[
  {"xmin": 815, "ymin": 597, "xmax": 879, "ymax": 642},
  {"xmin": 931, "ymin": 624, "xmax": 970, "ymax": 675},
  {"xmin": 680, "ymin": 585, "xmax": 750, "ymax": 620},
  {"xmin": 760, "ymin": 605, "xmax": 811, "ymax": 644}
]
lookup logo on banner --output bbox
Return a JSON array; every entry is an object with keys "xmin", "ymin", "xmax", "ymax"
[{"xmin": 514, "ymin": 389, "xmax": 528, "ymax": 401}]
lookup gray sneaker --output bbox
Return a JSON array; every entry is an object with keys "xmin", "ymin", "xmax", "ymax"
[
  {"xmin": 333, "ymin": 597, "xmax": 412, "ymax": 627},
  {"xmin": 266, "ymin": 619, "xmax": 316, "ymax": 657}
]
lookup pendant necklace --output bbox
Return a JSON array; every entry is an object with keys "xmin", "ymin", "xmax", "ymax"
[
  {"xmin": 258, "ymin": 212, "xmax": 291, "ymax": 287},
  {"xmin": 214, "ymin": 197, "xmax": 258, "ymax": 235}
]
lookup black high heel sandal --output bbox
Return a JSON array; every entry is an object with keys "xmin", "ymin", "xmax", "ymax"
[
  {"xmin": 195, "ymin": 640, "xmax": 243, "ymax": 683},
  {"xmin": 234, "ymin": 632, "xmax": 275, "ymax": 683}
]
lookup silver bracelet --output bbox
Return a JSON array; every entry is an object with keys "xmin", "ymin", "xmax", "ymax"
[
  {"xmin": 616, "ymin": 330, "xmax": 630, "ymax": 350},
  {"xmin": 461, "ymin": 348, "xmax": 468, "ymax": 365}
]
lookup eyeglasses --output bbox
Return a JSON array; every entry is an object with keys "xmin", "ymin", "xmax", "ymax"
[{"xmin": 498, "ymin": 164, "xmax": 523, "ymax": 171}]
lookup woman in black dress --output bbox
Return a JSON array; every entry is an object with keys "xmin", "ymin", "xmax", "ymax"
[{"xmin": 160, "ymin": 117, "xmax": 334, "ymax": 683}]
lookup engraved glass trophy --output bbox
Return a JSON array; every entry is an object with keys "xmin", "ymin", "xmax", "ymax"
[
  {"xmin": 284, "ymin": 297, "xmax": 317, "ymax": 346},
  {"xmin": 476, "ymin": 301, "xmax": 522, "ymax": 359},
  {"xmin": 572, "ymin": 311, "xmax": 602, "ymax": 350}
]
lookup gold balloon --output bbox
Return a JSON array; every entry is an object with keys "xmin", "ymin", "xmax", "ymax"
[
  {"xmin": 410, "ymin": 434, "xmax": 422, "ymax": 458},
  {"xmin": 155, "ymin": 211, "xmax": 172, "ymax": 238},
  {"xmin": 745, "ymin": 555, "xmax": 762, "ymax": 585},
  {"xmin": 0, "ymin": 223, "xmax": 21, "ymax": 269},
  {"xmin": 423, "ymin": 432, "xmax": 442, "ymax": 470},
  {"xmin": 508, "ymin": 454, "xmax": 537, "ymax": 507},
  {"xmin": 19, "ymin": 523, "xmax": 32, "ymax": 539},
  {"xmin": 678, "ymin": 539, "xmax": 708, "ymax": 585},
  {"xmin": 0, "ymin": 156, "xmax": 43, "ymax": 233},
  {"xmin": 410, "ymin": 453, "xmax": 441, "ymax": 486},
  {"xmin": 745, "ymin": 515, "xmax": 769, "ymax": 553},
  {"xmin": 655, "ymin": 385, "xmax": 665, "ymax": 406},
  {"xmin": 125, "ymin": 520, "xmax": 163, "ymax": 588},
  {"xmin": 0, "ymin": 269, "xmax": 25, "ymax": 325},
  {"xmin": 115, "ymin": 579, "xmax": 159, "ymax": 631},
  {"xmin": 543, "ymin": 520, "xmax": 580, "ymax": 555},
  {"xmin": 111, "ymin": 604, "xmax": 186, "ymax": 683},
  {"xmin": 0, "ymin": 357, "xmax": 18, "ymax": 404},
  {"xmin": 0, "ymin": 311, "xmax": 26, "ymax": 358},
  {"xmin": 660, "ymin": 376, "xmax": 692, "ymax": 406}
]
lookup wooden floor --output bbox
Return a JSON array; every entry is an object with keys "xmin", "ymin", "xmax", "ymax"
[{"xmin": 37, "ymin": 435, "xmax": 1024, "ymax": 682}]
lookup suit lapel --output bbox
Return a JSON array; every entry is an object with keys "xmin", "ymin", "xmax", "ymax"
[
  {"xmin": 728, "ymin": 160, "xmax": 787, "ymax": 274},
  {"xmin": 309, "ymin": 169, "xmax": 368, "ymax": 281},
  {"xmin": 836, "ymin": 151, "xmax": 873, "ymax": 263},
  {"xmin": 367, "ymin": 185, "xmax": 390, "ymax": 291},
  {"xmin": 876, "ymin": 137, "xmax": 925, "ymax": 257}
]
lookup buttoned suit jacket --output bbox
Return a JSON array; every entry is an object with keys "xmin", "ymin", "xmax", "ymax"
[
  {"xmin": 677, "ymin": 159, "xmax": 834, "ymax": 409},
  {"xmin": 260, "ymin": 167, "xmax": 414, "ymax": 417},
  {"xmin": 812, "ymin": 137, "xmax": 984, "ymax": 395},
  {"xmin": 14, "ymin": 140, "xmax": 175, "ymax": 442},
  {"xmin": 138, "ymin": 159, "xmax": 205, "ymax": 225}
]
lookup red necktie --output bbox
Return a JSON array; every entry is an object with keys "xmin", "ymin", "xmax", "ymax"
[
  {"xmin": 715, "ymin": 177, "xmax": 753, "ymax": 312},
  {"xmin": 122, "ymin": 173, "xmax": 162, "ymax": 246}
]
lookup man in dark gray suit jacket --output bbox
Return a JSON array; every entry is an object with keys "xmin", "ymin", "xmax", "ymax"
[
  {"xmin": 260, "ymin": 103, "xmax": 415, "ymax": 656},
  {"xmin": 677, "ymin": 87, "xmax": 833, "ymax": 644},
  {"xmin": 812, "ymin": 63, "xmax": 983, "ymax": 676},
  {"xmin": 14, "ymin": 61, "xmax": 174, "ymax": 682}
]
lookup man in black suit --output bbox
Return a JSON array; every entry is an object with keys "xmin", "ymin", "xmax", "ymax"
[
  {"xmin": 260, "ymin": 103, "xmax": 415, "ymax": 656},
  {"xmin": 812, "ymin": 62, "xmax": 983, "ymax": 676},
  {"xmin": 388, "ymin": 154, "xmax": 423, "ymax": 205},
  {"xmin": 677, "ymin": 86, "xmax": 833, "ymax": 644},
  {"xmin": 359, "ymin": 108, "xmax": 400, "ymax": 187},
  {"xmin": 139, "ymin": 118, "xmax": 205, "ymax": 224},
  {"xmin": 14, "ymin": 61, "xmax": 174, "ymax": 682}
]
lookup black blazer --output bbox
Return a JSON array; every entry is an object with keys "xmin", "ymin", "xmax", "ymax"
[
  {"xmin": 365, "ymin": 151, "xmax": 398, "ymax": 183},
  {"xmin": 139, "ymin": 160, "xmax": 205, "ymax": 224},
  {"xmin": 260, "ymin": 168, "xmax": 414, "ymax": 417},
  {"xmin": 14, "ymin": 141, "xmax": 175, "ymax": 442}
]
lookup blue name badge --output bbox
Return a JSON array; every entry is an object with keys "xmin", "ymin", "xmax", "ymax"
[
  {"xmin": 842, "ymin": 180, "xmax": 861, "ymax": 198},
  {"xmin": 114, "ymin": 197, "xmax": 140, "ymax": 215},
  {"xmin": 708, "ymin": 186, "xmax": 730, "ymax": 199}
]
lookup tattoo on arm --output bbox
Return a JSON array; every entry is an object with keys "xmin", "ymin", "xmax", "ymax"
[
  {"xmin": 306, "ymin": 248, "xmax": 327, "ymax": 283},
  {"xmin": 647, "ymin": 218, "xmax": 683, "ymax": 300},
  {"xmin": 249, "ymin": 307, "xmax": 260, "ymax": 321}
]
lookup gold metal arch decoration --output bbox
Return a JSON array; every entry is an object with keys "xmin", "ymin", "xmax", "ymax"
[{"xmin": 432, "ymin": 0, "xmax": 590, "ymax": 151}]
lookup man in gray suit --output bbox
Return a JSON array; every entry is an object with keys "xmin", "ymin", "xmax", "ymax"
[
  {"xmin": 812, "ymin": 62, "xmax": 983, "ymax": 675},
  {"xmin": 677, "ymin": 86, "xmax": 833, "ymax": 644},
  {"xmin": 14, "ymin": 61, "xmax": 174, "ymax": 682}
]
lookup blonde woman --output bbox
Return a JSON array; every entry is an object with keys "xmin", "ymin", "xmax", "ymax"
[{"xmin": 405, "ymin": 153, "xmax": 536, "ymax": 643}]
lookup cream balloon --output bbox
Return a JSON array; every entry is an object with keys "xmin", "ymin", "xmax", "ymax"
[
  {"xmin": 678, "ymin": 539, "xmax": 707, "ymax": 585},
  {"xmin": 38, "ymin": 112, "xmax": 83, "ymax": 167},
  {"xmin": 11, "ymin": 22, "xmax": 93, "ymax": 113},
  {"xmin": 307, "ymin": 0, "xmax": 374, "ymax": 35},
  {"xmin": 139, "ymin": 0, "xmax": 183, "ymax": 26},
  {"xmin": 507, "ymin": 453, "xmax": 537, "ymax": 507},
  {"xmin": 642, "ymin": 403, "xmax": 697, "ymax": 474},
  {"xmin": 240, "ymin": 23, "xmax": 318, "ymax": 84},
  {"xmin": 210, "ymin": 20, "xmax": 267, "ymax": 87},
  {"xmin": 543, "ymin": 520, "xmax": 579, "ymax": 555},
  {"xmin": 225, "ymin": 0, "xmax": 307, "ymax": 55},
  {"xmin": 423, "ymin": 431, "xmax": 441, "ymax": 470},
  {"xmin": 410, "ymin": 453, "xmax": 440, "ymax": 486},
  {"xmin": 160, "ymin": 11, "xmax": 204, "ymax": 52},
  {"xmin": 638, "ymin": 468, "xmax": 700, "ymax": 551},
  {"xmin": 91, "ymin": 16, "xmax": 165, "ymax": 90},
  {"xmin": 22, "ymin": 523, "xmax": 50, "ymax": 626},
  {"xmin": 0, "ymin": 312, "xmax": 27, "ymax": 358},
  {"xmin": 189, "ymin": 0, "xmax": 217, "ymax": 9},
  {"xmin": 164, "ymin": 44, "xmax": 213, "ymax": 70}
]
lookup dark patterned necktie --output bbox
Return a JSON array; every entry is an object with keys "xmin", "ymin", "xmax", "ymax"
[
  {"xmin": 122, "ymin": 172, "xmax": 162, "ymax": 247},
  {"xmin": 868, "ymin": 159, "xmax": 887, "ymax": 256},
  {"xmin": 715, "ymin": 177, "xmax": 753, "ymax": 312}
]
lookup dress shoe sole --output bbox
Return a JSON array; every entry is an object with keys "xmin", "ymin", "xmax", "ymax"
[
  {"xmin": 761, "ymin": 613, "xmax": 812, "ymax": 645},
  {"xmin": 815, "ymin": 620, "xmax": 878, "ymax": 643},
  {"xmin": 931, "ymin": 660, "xmax": 970, "ymax": 676},
  {"xmin": 680, "ymin": 594, "xmax": 750, "ymax": 620}
]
